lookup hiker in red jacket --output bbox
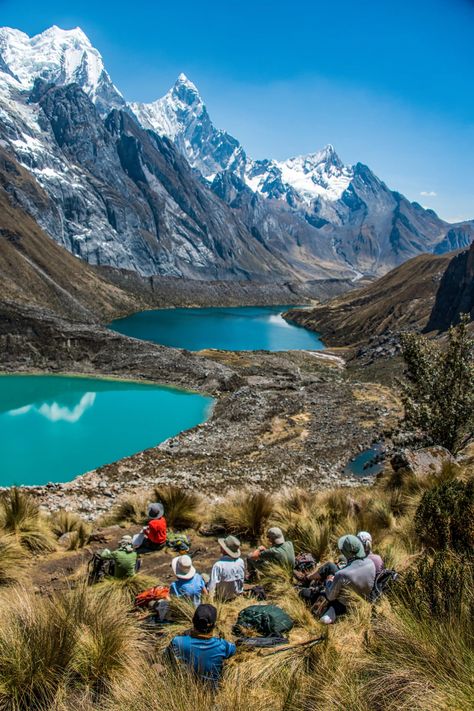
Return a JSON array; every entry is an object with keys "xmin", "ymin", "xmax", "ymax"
[{"xmin": 133, "ymin": 502, "xmax": 167, "ymax": 552}]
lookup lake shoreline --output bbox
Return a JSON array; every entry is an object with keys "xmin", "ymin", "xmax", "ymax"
[{"xmin": 0, "ymin": 301, "xmax": 401, "ymax": 517}]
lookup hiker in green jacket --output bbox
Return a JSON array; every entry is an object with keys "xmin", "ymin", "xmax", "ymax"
[
  {"xmin": 100, "ymin": 535, "xmax": 139, "ymax": 578},
  {"xmin": 247, "ymin": 527, "xmax": 295, "ymax": 580}
]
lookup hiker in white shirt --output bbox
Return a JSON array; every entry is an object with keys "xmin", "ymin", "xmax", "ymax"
[{"xmin": 208, "ymin": 535, "xmax": 245, "ymax": 602}]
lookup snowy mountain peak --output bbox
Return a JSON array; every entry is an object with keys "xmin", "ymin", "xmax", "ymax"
[{"xmin": 0, "ymin": 25, "xmax": 123, "ymax": 112}]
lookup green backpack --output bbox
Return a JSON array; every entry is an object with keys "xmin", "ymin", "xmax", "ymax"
[{"xmin": 232, "ymin": 605, "xmax": 294, "ymax": 638}]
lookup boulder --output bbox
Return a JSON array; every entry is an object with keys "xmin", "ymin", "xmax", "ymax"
[{"xmin": 390, "ymin": 446, "xmax": 456, "ymax": 477}]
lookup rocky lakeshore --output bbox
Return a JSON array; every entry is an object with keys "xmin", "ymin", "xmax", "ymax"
[{"xmin": 0, "ymin": 303, "xmax": 401, "ymax": 518}]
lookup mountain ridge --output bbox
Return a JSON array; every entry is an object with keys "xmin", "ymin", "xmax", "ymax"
[{"xmin": 0, "ymin": 24, "xmax": 472, "ymax": 283}]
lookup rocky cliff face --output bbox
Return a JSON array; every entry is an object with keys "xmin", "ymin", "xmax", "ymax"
[{"xmin": 425, "ymin": 242, "xmax": 474, "ymax": 332}]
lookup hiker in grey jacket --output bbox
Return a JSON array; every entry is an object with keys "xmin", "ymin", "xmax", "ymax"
[{"xmin": 320, "ymin": 534, "xmax": 376, "ymax": 625}]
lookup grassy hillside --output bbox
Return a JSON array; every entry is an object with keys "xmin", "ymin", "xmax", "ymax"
[
  {"xmin": 285, "ymin": 251, "xmax": 454, "ymax": 346},
  {"xmin": 0, "ymin": 458, "xmax": 472, "ymax": 710}
]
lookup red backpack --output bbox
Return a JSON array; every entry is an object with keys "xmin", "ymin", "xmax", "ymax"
[{"xmin": 134, "ymin": 585, "xmax": 170, "ymax": 608}]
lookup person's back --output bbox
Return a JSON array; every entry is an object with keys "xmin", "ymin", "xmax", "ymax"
[
  {"xmin": 170, "ymin": 574, "xmax": 207, "ymax": 606},
  {"xmin": 100, "ymin": 535, "xmax": 137, "ymax": 579},
  {"xmin": 170, "ymin": 633, "xmax": 235, "ymax": 684},
  {"xmin": 168, "ymin": 603, "xmax": 236, "ymax": 686},
  {"xmin": 209, "ymin": 556, "xmax": 245, "ymax": 600},
  {"xmin": 368, "ymin": 552, "xmax": 384, "ymax": 575},
  {"xmin": 209, "ymin": 536, "xmax": 244, "ymax": 601},
  {"xmin": 260, "ymin": 540, "xmax": 295, "ymax": 568},
  {"xmin": 326, "ymin": 555, "xmax": 376, "ymax": 605}
]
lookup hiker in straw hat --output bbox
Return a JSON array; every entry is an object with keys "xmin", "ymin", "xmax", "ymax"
[
  {"xmin": 169, "ymin": 554, "xmax": 208, "ymax": 606},
  {"xmin": 208, "ymin": 535, "xmax": 245, "ymax": 601}
]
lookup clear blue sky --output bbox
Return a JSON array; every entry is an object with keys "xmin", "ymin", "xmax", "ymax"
[{"xmin": 2, "ymin": 0, "xmax": 473, "ymax": 221}]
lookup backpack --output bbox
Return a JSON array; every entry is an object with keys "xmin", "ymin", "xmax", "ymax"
[
  {"xmin": 166, "ymin": 532, "xmax": 191, "ymax": 552},
  {"xmin": 232, "ymin": 605, "xmax": 294, "ymax": 638},
  {"xmin": 87, "ymin": 553, "xmax": 113, "ymax": 585},
  {"xmin": 295, "ymin": 552, "xmax": 316, "ymax": 573},
  {"xmin": 369, "ymin": 569, "xmax": 399, "ymax": 603},
  {"xmin": 134, "ymin": 585, "xmax": 170, "ymax": 608}
]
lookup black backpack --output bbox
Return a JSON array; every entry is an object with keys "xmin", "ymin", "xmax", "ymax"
[
  {"xmin": 232, "ymin": 605, "xmax": 294, "ymax": 638},
  {"xmin": 295, "ymin": 552, "xmax": 316, "ymax": 573},
  {"xmin": 369, "ymin": 569, "xmax": 399, "ymax": 603},
  {"xmin": 87, "ymin": 553, "xmax": 114, "ymax": 585}
]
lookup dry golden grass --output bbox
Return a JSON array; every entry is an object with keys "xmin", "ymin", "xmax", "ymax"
[
  {"xmin": 211, "ymin": 489, "xmax": 275, "ymax": 541},
  {"xmin": 152, "ymin": 485, "xmax": 203, "ymax": 530},
  {"xmin": 0, "ymin": 488, "xmax": 56, "ymax": 554}
]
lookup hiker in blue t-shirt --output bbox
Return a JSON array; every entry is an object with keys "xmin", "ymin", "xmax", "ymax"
[
  {"xmin": 169, "ymin": 555, "xmax": 207, "ymax": 606},
  {"xmin": 167, "ymin": 604, "xmax": 236, "ymax": 686}
]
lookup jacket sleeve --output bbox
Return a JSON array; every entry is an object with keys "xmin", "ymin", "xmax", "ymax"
[
  {"xmin": 207, "ymin": 563, "xmax": 219, "ymax": 594},
  {"xmin": 325, "ymin": 572, "xmax": 345, "ymax": 601},
  {"xmin": 224, "ymin": 640, "xmax": 237, "ymax": 658},
  {"xmin": 100, "ymin": 549, "xmax": 113, "ymax": 559}
]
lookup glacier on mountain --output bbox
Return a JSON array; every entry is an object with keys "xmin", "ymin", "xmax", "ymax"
[{"xmin": 0, "ymin": 25, "xmax": 124, "ymax": 112}]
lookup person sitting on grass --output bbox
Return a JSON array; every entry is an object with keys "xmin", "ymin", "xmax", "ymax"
[
  {"xmin": 357, "ymin": 530, "xmax": 384, "ymax": 575},
  {"xmin": 208, "ymin": 535, "xmax": 245, "ymax": 601},
  {"xmin": 247, "ymin": 527, "xmax": 295, "ymax": 580},
  {"xmin": 167, "ymin": 604, "xmax": 236, "ymax": 687},
  {"xmin": 319, "ymin": 534, "xmax": 376, "ymax": 625},
  {"xmin": 133, "ymin": 502, "xmax": 167, "ymax": 552},
  {"xmin": 100, "ymin": 535, "xmax": 138, "ymax": 579},
  {"xmin": 170, "ymin": 554, "xmax": 208, "ymax": 606}
]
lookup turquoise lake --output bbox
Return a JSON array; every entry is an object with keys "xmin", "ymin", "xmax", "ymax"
[
  {"xmin": 109, "ymin": 305, "xmax": 324, "ymax": 351},
  {"xmin": 0, "ymin": 375, "xmax": 212, "ymax": 486}
]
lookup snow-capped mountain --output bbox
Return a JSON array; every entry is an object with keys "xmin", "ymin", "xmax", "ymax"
[
  {"xmin": 0, "ymin": 25, "xmax": 124, "ymax": 113},
  {"xmin": 130, "ymin": 73, "xmax": 247, "ymax": 180},
  {"xmin": 0, "ymin": 25, "xmax": 471, "ymax": 283},
  {"xmin": 130, "ymin": 75, "xmax": 352, "ymax": 206}
]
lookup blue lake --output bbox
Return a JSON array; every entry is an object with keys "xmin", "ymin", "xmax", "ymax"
[
  {"xmin": 109, "ymin": 305, "xmax": 323, "ymax": 351},
  {"xmin": 0, "ymin": 375, "xmax": 212, "ymax": 486}
]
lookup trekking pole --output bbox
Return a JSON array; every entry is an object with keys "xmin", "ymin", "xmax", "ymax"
[{"xmin": 261, "ymin": 635, "xmax": 326, "ymax": 656}]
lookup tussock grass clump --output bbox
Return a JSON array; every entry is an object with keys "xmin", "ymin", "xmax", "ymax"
[
  {"xmin": 0, "ymin": 536, "xmax": 26, "ymax": 587},
  {"xmin": 153, "ymin": 485, "xmax": 203, "ymax": 530},
  {"xmin": 0, "ymin": 488, "xmax": 56, "ymax": 554},
  {"xmin": 0, "ymin": 585, "xmax": 145, "ymax": 710},
  {"xmin": 92, "ymin": 573, "xmax": 159, "ymax": 605},
  {"xmin": 211, "ymin": 490, "xmax": 275, "ymax": 541},
  {"xmin": 281, "ymin": 516, "xmax": 331, "ymax": 561},
  {"xmin": 102, "ymin": 496, "xmax": 148, "ymax": 527},
  {"xmin": 50, "ymin": 510, "xmax": 91, "ymax": 550}
]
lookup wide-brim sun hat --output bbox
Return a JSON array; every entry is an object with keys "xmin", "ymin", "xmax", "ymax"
[
  {"xmin": 147, "ymin": 502, "xmax": 164, "ymax": 519},
  {"xmin": 337, "ymin": 534, "xmax": 366, "ymax": 560},
  {"xmin": 171, "ymin": 554, "xmax": 196, "ymax": 580},
  {"xmin": 218, "ymin": 535, "xmax": 241, "ymax": 559}
]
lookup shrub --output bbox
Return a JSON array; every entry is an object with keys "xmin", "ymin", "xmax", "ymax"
[
  {"xmin": 153, "ymin": 485, "xmax": 202, "ymax": 530},
  {"xmin": 399, "ymin": 550, "xmax": 474, "ymax": 622},
  {"xmin": 0, "ymin": 488, "xmax": 56, "ymax": 553},
  {"xmin": 399, "ymin": 316, "xmax": 474, "ymax": 453},
  {"xmin": 211, "ymin": 490, "xmax": 274, "ymax": 541},
  {"xmin": 414, "ymin": 479, "xmax": 474, "ymax": 553},
  {"xmin": 281, "ymin": 515, "xmax": 331, "ymax": 561}
]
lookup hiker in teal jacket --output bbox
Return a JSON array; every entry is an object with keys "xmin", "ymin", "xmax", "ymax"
[{"xmin": 100, "ymin": 535, "xmax": 138, "ymax": 578}]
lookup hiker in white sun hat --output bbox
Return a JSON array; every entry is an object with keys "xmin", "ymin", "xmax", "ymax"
[
  {"xmin": 208, "ymin": 535, "xmax": 245, "ymax": 601},
  {"xmin": 170, "ymin": 555, "xmax": 207, "ymax": 606}
]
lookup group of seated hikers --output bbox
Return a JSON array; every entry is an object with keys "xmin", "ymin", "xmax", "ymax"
[{"xmin": 94, "ymin": 502, "xmax": 390, "ymax": 685}]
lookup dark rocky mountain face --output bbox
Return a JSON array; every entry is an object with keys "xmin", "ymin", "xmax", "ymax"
[
  {"xmin": 1, "ymin": 80, "xmax": 295, "ymax": 280},
  {"xmin": 426, "ymin": 241, "xmax": 474, "ymax": 332},
  {"xmin": 434, "ymin": 223, "xmax": 474, "ymax": 255}
]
